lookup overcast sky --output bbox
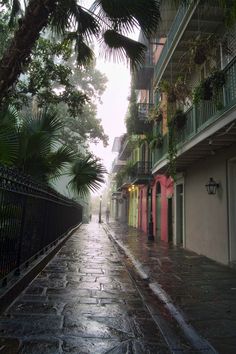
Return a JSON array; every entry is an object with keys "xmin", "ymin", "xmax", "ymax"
[{"xmin": 89, "ymin": 60, "xmax": 131, "ymax": 172}]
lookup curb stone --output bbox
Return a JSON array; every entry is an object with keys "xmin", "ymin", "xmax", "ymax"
[{"xmin": 103, "ymin": 223, "xmax": 218, "ymax": 354}]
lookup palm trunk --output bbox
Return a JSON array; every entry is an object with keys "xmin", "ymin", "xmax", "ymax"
[{"xmin": 0, "ymin": 0, "xmax": 57, "ymax": 104}]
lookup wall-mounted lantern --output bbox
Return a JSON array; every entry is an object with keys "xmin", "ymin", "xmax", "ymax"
[{"xmin": 205, "ymin": 177, "xmax": 219, "ymax": 195}]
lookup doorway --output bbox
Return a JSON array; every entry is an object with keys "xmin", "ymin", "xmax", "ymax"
[
  {"xmin": 156, "ymin": 182, "xmax": 161, "ymax": 240},
  {"xmin": 168, "ymin": 197, "xmax": 173, "ymax": 242},
  {"xmin": 176, "ymin": 184, "xmax": 184, "ymax": 245},
  {"xmin": 228, "ymin": 158, "xmax": 236, "ymax": 262}
]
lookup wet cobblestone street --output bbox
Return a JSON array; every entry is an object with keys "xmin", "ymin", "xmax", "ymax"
[{"xmin": 0, "ymin": 222, "xmax": 171, "ymax": 353}]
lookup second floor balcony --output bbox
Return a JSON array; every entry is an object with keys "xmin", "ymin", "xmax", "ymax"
[
  {"xmin": 131, "ymin": 161, "xmax": 152, "ymax": 185},
  {"xmin": 152, "ymin": 56, "xmax": 236, "ymax": 174}
]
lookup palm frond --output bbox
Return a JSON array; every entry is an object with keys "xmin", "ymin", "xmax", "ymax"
[
  {"xmin": 91, "ymin": 0, "xmax": 161, "ymax": 37},
  {"xmin": 50, "ymin": 1, "xmax": 100, "ymax": 39},
  {"xmin": 68, "ymin": 155, "xmax": 106, "ymax": 197},
  {"xmin": 0, "ymin": 106, "xmax": 19, "ymax": 128},
  {"xmin": 37, "ymin": 109, "xmax": 63, "ymax": 136},
  {"xmin": 45, "ymin": 146, "xmax": 76, "ymax": 180},
  {"xmin": 75, "ymin": 5, "xmax": 100, "ymax": 40},
  {"xmin": 103, "ymin": 30, "xmax": 146, "ymax": 69},
  {"xmin": 75, "ymin": 39, "xmax": 95, "ymax": 66},
  {"xmin": 50, "ymin": 0, "xmax": 78, "ymax": 35},
  {"xmin": 0, "ymin": 127, "xmax": 18, "ymax": 165}
]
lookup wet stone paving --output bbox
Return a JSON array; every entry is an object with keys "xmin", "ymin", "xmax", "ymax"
[{"xmin": 0, "ymin": 222, "xmax": 171, "ymax": 353}]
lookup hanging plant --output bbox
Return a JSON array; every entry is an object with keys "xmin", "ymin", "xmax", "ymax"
[
  {"xmin": 159, "ymin": 78, "xmax": 190, "ymax": 105},
  {"xmin": 193, "ymin": 77, "xmax": 213, "ymax": 103},
  {"xmin": 159, "ymin": 80, "xmax": 176, "ymax": 103},
  {"xmin": 189, "ymin": 34, "xmax": 218, "ymax": 66},
  {"xmin": 193, "ymin": 69, "xmax": 226, "ymax": 108},
  {"xmin": 174, "ymin": 76, "xmax": 191, "ymax": 104}
]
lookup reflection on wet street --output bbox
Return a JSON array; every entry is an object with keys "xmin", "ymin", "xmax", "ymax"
[{"xmin": 0, "ymin": 222, "xmax": 171, "ymax": 353}]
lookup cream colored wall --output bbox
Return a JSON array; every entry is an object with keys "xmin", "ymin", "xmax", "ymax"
[
  {"xmin": 185, "ymin": 143, "xmax": 236, "ymax": 265},
  {"xmin": 128, "ymin": 188, "xmax": 139, "ymax": 227}
]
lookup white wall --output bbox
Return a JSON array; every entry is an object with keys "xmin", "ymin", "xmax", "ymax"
[{"xmin": 184, "ymin": 143, "xmax": 236, "ymax": 264}]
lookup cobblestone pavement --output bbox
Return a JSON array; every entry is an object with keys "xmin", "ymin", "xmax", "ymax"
[
  {"xmin": 106, "ymin": 221, "xmax": 236, "ymax": 354},
  {"xmin": 0, "ymin": 222, "xmax": 172, "ymax": 354}
]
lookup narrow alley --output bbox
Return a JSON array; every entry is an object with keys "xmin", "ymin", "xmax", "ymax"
[
  {"xmin": 0, "ymin": 221, "xmax": 171, "ymax": 354},
  {"xmin": 1, "ymin": 220, "xmax": 236, "ymax": 353}
]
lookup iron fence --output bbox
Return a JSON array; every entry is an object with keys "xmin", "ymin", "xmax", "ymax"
[{"xmin": 0, "ymin": 166, "xmax": 82, "ymax": 282}]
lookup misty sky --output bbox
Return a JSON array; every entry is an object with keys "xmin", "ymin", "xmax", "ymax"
[{"xmin": 89, "ymin": 60, "xmax": 131, "ymax": 172}]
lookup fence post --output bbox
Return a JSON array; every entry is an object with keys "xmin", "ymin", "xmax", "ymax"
[{"xmin": 14, "ymin": 196, "xmax": 27, "ymax": 276}]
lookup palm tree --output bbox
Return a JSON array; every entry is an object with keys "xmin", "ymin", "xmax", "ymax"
[
  {"xmin": 0, "ymin": 0, "xmax": 161, "ymax": 103},
  {"xmin": 0, "ymin": 107, "xmax": 106, "ymax": 195},
  {"xmin": 68, "ymin": 154, "xmax": 106, "ymax": 197}
]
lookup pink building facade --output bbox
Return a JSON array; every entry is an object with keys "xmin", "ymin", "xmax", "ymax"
[{"xmin": 152, "ymin": 175, "xmax": 174, "ymax": 242}]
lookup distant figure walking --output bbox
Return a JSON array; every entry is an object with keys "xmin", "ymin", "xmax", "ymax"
[
  {"xmin": 105, "ymin": 209, "xmax": 110, "ymax": 223},
  {"xmin": 89, "ymin": 214, "xmax": 92, "ymax": 222}
]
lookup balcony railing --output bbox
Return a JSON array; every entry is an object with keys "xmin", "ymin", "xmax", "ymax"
[
  {"xmin": 133, "ymin": 161, "xmax": 152, "ymax": 176},
  {"xmin": 152, "ymin": 56, "xmax": 236, "ymax": 169},
  {"xmin": 154, "ymin": 0, "xmax": 197, "ymax": 83},
  {"xmin": 137, "ymin": 103, "xmax": 154, "ymax": 120},
  {"xmin": 0, "ymin": 166, "xmax": 82, "ymax": 284}
]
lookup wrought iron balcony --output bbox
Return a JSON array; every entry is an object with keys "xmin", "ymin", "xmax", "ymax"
[
  {"xmin": 154, "ymin": 0, "xmax": 198, "ymax": 83},
  {"xmin": 130, "ymin": 161, "xmax": 152, "ymax": 185},
  {"xmin": 152, "ymin": 56, "xmax": 236, "ymax": 172}
]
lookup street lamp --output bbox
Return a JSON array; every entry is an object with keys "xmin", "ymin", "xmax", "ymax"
[{"xmin": 98, "ymin": 195, "xmax": 102, "ymax": 223}]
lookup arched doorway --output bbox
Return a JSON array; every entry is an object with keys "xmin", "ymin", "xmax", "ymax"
[{"xmin": 156, "ymin": 182, "xmax": 161, "ymax": 240}]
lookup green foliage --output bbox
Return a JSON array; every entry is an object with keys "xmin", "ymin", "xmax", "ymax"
[
  {"xmin": 193, "ymin": 69, "xmax": 226, "ymax": 109},
  {"xmin": 0, "ymin": 0, "xmax": 162, "ymax": 102},
  {"xmin": 3, "ymin": 36, "xmax": 109, "ymax": 151},
  {"xmin": 148, "ymin": 104, "xmax": 162, "ymax": 122},
  {"xmin": 68, "ymin": 154, "xmax": 106, "ymax": 197},
  {"xmin": 0, "ymin": 106, "xmax": 18, "ymax": 165},
  {"xmin": 125, "ymin": 85, "xmax": 152, "ymax": 135},
  {"xmin": 159, "ymin": 77, "xmax": 190, "ymax": 104},
  {"xmin": 0, "ymin": 107, "xmax": 106, "ymax": 195},
  {"xmin": 149, "ymin": 134, "xmax": 163, "ymax": 150}
]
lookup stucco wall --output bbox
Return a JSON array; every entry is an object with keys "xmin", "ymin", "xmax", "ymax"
[
  {"xmin": 153, "ymin": 175, "xmax": 174, "ymax": 241},
  {"xmin": 185, "ymin": 143, "xmax": 236, "ymax": 264}
]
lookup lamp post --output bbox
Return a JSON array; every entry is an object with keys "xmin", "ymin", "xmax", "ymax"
[
  {"xmin": 98, "ymin": 195, "xmax": 102, "ymax": 223},
  {"xmin": 148, "ymin": 183, "xmax": 154, "ymax": 241}
]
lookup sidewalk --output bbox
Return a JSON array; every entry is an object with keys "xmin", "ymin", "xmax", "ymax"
[
  {"xmin": 0, "ymin": 221, "xmax": 171, "ymax": 354},
  {"xmin": 104, "ymin": 221, "xmax": 236, "ymax": 354}
]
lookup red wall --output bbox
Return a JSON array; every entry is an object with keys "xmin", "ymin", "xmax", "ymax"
[{"xmin": 152, "ymin": 175, "xmax": 174, "ymax": 242}]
